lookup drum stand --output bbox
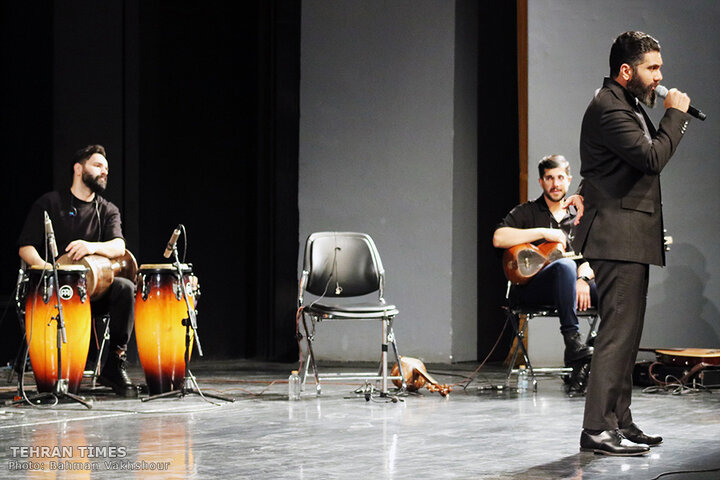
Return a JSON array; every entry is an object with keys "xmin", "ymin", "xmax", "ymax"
[
  {"xmin": 142, "ymin": 245, "xmax": 233, "ymax": 403},
  {"xmin": 17, "ymin": 236, "xmax": 92, "ymax": 409}
]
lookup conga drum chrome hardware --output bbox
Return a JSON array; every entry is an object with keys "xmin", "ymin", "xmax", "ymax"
[
  {"xmin": 135, "ymin": 263, "xmax": 198, "ymax": 395},
  {"xmin": 25, "ymin": 265, "xmax": 91, "ymax": 394}
]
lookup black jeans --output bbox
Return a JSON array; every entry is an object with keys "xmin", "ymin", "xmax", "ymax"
[{"xmin": 90, "ymin": 277, "xmax": 135, "ymax": 352}]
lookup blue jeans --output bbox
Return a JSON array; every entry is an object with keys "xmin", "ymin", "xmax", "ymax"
[{"xmin": 510, "ymin": 258, "xmax": 598, "ymax": 335}]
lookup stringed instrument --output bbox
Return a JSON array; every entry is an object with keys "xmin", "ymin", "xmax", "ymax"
[
  {"xmin": 638, "ymin": 347, "xmax": 720, "ymax": 387},
  {"xmin": 651, "ymin": 348, "xmax": 720, "ymax": 367},
  {"xmin": 503, "ymin": 241, "xmax": 581, "ymax": 285},
  {"xmin": 504, "ymin": 232, "xmax": 674, "ymax": 285},
  {"xmin": 391, "ymin": 356, "xmax": 452, "ymax": 396},
  {"xmin": 57, "ymin": 249, "xmax": 138, "ymax": 300}
]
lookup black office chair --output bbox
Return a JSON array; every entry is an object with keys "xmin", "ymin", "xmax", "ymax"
[
  {"xmin": 297, "ymin": 232, "xmax": 406, "ymax": 396},
  {"xmin": 504, "ymin": 281, "xmax": 599, "ymax": 392}
]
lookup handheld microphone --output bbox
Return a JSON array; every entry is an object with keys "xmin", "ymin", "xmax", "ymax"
[
  {"xmin": 163, "ymin": 225, "xmax": 182, "ymax": 258},
  {"xmin": 44, "ymin": 211, "xmax": 59, "ymax": 259},
  {"xmin": 655, "ymin": 85, "xmax": 706, "ymax": 121}
]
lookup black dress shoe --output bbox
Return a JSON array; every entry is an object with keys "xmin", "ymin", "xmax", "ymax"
[
  {"xmin": 620, "ymin": 423, "xmax": 663, "ymax": 447},
  {"xmin": 98, "ymin": 352, "xmax": 138, "ymax": 398},
  {"xmin": 580, "ymin": 429, "xmax": 650, "ymax": 456}
]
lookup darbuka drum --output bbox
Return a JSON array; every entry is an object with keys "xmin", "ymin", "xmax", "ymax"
[
  {"xmin": 24, "ymin": 265, "xmax": 91, "ymax": 394},
  {"xmin": 135, "ymin": 264, "xmax": 198, "ymax": 395}
]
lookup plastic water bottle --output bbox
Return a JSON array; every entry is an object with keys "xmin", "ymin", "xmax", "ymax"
[
  {"xmin": 517, "ymin": 366, "xmax": 529, "ymax": 392},
  {"xmin": 288, "ymin": 370, "xmax": 301, "ymax": 400}
]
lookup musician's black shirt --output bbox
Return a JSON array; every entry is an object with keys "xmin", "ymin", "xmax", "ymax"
[
  {"xmin": 495, "ymin": 195, "xmax": 578, "ymax": 250},
  {"xmin": 17, "ymin": 190, "xmax": 124, "ymax": 260}
]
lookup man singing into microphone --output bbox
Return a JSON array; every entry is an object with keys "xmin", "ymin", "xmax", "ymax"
[
  {"xmin": 574, "ymin": 31, "xmax": 691, "ymax": 455},
  {"xmin": 17, "ymin": 145, "xmax": 138, "ymax": 397}
]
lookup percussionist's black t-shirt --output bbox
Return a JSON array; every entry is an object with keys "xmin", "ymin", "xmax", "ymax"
[{"xmin": 17, "ymin": 191, "xmax": 124, "ymax": 260}]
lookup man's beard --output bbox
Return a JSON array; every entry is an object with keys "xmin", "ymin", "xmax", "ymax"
[
  {"xmin": 82, "ymin": 171, "xmax": 107, "ymax": 193},
  {"xmin": 543, "ymin": 190, "xmax": 565, "ymax": 203},
  {"xmin": 627, "ymin": 72, "xmax": 656, "ymax": 108}
]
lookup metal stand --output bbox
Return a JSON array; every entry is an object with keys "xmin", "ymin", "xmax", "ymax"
[
  {"xmin": 143, "ymin": 243, "xmax": 233, "ymax": 403},
  {"xmin": 7, "ymin": 264, "xmax": 28, "ymax": 385},
  {"xmin": 83, "ymin": 315, "xmax": 111, "ymax": 389}
]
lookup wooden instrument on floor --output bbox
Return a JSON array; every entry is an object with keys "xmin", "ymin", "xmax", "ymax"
[
  {"xmin": 503, "ymin": 241, "xmax": 581, "ymax": 285},
  {"xmin": 639, "ymin": 347, "xmax": 720, "ymax": 387},
  {"xmin": 57, "ymin": 250, "xmax": 138, "ymax": 300},
  {"xmin": 650, "ymin": 348, "xmax": 720, "ymax": 367},
  {"xmin": 391, "ymin": 356, "xmax": 452, "ymax": 396}
]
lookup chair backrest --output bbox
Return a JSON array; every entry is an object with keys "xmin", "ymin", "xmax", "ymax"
[{"xmin": 302, "ymin": 232, "xmax": 384, "ymax": 298}]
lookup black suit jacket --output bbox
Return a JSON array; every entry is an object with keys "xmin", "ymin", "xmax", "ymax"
[{"xmin": 574, "ymin": 78, "xmax": 690, "ymax": 266}]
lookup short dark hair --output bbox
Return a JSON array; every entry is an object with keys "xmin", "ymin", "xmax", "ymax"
[
  {"xmin": 609, "ymin": 31, "xmax": 661, "ymax": 79},
  {"xmin": 72, "ymin": 145, "xmax": 106, "ymax": 172},
  {"xmin": 538, "ymin": 154, "xmax": 570, "ymax": 178}
]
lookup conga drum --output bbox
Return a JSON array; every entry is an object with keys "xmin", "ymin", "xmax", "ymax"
[
  {"xmin": 135, "ymin": 264, "xmax": 198, "ymax": 395},
  {"xmin": 24, "ymin": 265, "xmax": 91, "ymax": 394}
]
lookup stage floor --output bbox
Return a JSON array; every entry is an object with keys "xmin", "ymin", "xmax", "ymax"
[{"xmin": 1, "ymin": 359, "xmax": 719, "ymax": 479}]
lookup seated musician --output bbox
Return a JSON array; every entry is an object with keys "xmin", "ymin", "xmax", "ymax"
[
  {"xmin": 17, "ymin": 145, "xmax": 137, "ymax": 397},
  {"xmin": 493, "ymin": 154, "xmax": 597, "ymax": 365}
]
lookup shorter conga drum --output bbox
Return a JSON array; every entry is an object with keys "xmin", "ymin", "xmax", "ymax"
[
  {"xmin": 24, "ymin": 265, "xmax": 91, "ymax": 394},
  {"xmin": 135, "ymin": 264, "xmax": 198, "ymax": 395}
]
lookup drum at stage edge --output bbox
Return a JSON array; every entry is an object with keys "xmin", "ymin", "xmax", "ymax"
[
  {"xmin": 24, "ymin": 265, "xmax": 91, "ymax": 394},
  {"xmin": 135, "ymin": 264, "xmax": 198, "ymax": 395}
]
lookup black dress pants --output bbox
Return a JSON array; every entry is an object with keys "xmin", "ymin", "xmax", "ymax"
[{"xmin": 582, "ymin": 260, "xmax": 649, "ymax": 431}]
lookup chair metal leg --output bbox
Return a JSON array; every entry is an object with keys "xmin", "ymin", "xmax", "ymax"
[
  {"xmin": 505, "ymin": 312, "xmax": 523, "ymax": 387},
  {"xmin": 505, "ymin": 312, "xmax": 537, "ymax": 392},
  {"xmin": 297, "ymin": 312, "xmax": 404, "ymax": 398},
  {"xmin": 585, "ymin": 314, "xmax": 599, "ymax": 346},
  {"xmin": 387, "ymin": 326, "xmax": 407, "ymax": 392},
  {"xmin": 300, "ymin": 312, "xmax": 321, "ymax": 395},
  {"xmin": 381, "ymin": 317, "xmax": 389, "ymax": 394}
]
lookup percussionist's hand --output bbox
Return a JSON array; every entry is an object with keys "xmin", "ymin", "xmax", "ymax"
[
  {"xmin": 65, "ymin": 240, "xmax": 98, "ymax": 261},
  {"xmin": 562, "ymin": 194, "xmax": 584, "ymax": 225}
]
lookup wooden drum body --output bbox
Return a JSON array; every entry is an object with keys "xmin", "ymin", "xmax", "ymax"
[
  {"xmin": 135, "ymin": 264, "xmax": 198, "ymax": 395},
  {"xmin": 24, "ymin": 265, "xmax": 91, "ymax": 394}
]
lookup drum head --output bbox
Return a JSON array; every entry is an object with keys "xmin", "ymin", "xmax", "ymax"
[
  {"xmin": 28, "ymin": 264, "xmax": 88, "ymax": 273},
  {"xmin": 138, "ymin": 263, "xmax": 193, "ymax": 273}
]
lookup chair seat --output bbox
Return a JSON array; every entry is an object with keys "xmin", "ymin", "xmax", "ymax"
[
  {"xmin": 510, "ymin": 304, "xmax": 557, "ymax": 315},
  {"xmin": 510, "ymin": 304, "xmax": 598, "ymax": 317},
  {"xmin": 305, "ymin": 302, "xmax": 398, "ymax": 319}
]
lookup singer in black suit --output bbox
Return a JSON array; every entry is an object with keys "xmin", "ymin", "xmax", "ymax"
[
  {"xmin": 17, "ymin": 145, "xmax": 138, "ymax": 397},
  {"xmin": 573, "ymin": 31, "xmax": 692, "ymax": 456}
]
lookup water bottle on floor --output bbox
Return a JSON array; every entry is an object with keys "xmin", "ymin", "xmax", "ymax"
[
  {"xmin": 288, "ymin": 370, "xmax": 301, "ymax": 400},
  {"xmin": 517, "ymin": 365, "xmax": 529, "ymax": 392}
]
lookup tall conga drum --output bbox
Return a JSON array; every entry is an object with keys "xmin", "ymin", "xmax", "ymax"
[
  {"xmin": 24, "ymin": 265, "xmax": 91, "ymax": 394},
  {"xmin": 135, "ymin": 264, "xmax": 198, "ymax": 395}
]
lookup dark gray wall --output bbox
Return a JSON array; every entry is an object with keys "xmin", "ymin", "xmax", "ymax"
[
  {"xmin": 299, "ymin": 0, "xmax": 478, "ymax": 362},
  {"xmin": 528, "ymin": 0, "xmax": 720, "ymax": 350}
]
